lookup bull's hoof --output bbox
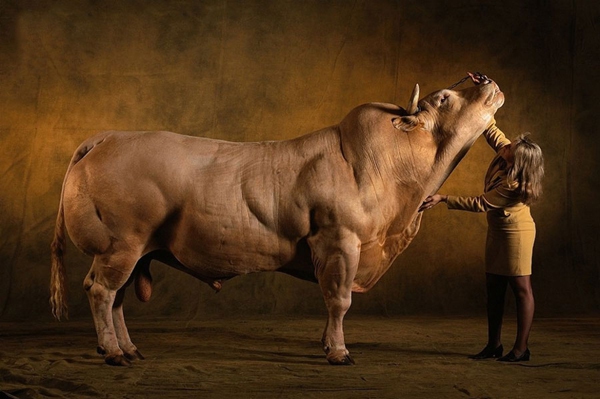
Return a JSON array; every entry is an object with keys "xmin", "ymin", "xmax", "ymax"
[
  {"xmin": 105, "ymin": 354, "xmax": 132, "ymax": 367},
  {"xmin": 97, "ymin": 346, "xmax": 106, "ymax": 355},
  {"xmin": 326, "ymin": 352, "xmax": 355, "ymax": 366},
  {"xmin": 124, "ymin": 349, "xmax": 145, "ymax": 361}
]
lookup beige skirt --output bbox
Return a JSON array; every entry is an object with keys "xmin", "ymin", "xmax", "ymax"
[{"xmin": 485, "ymin": 218, "xmax": 536, "ymax": 277}]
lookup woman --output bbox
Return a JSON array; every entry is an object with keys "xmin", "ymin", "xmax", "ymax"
[{"xmin": 420, "ymin": 121, "xmax": 544, "ymax": 362}]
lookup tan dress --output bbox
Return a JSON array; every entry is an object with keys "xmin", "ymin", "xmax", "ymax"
[{"xmin": 446, "ymin": 122, "xmax": 536, "ymax": 276}]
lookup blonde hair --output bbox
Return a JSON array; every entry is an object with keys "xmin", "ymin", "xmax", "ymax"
[{"xmin": 507, "ymin": 133, "xmax": 544, "ymax": 205}]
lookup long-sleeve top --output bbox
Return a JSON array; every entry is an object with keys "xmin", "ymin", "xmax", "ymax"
[{"xmin": 446, "ymin": 121, "xmax": 525, "ymax": 217}]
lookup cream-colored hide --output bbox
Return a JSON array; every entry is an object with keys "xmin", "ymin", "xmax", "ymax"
[{"xmin": 50, "ymin": 77, "xmax": 504, "ymax": 366}]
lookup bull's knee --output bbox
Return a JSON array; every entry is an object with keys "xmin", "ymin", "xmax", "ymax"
[{"xmin": 324, "ymin": 294, "xmax": 352, "ymax": 315}]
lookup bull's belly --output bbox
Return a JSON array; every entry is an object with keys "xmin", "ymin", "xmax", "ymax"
[
  {"xmin": 166, "ymin": 222, "xmax": 409, "ymax": 291},
  {"xmin": 167, "ymin": 227, "xmax": 308, "ymax": 279}
]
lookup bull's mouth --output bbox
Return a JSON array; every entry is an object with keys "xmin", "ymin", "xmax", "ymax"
[{"xmin": 466, "ymin": 73, "xmax": 504, "ymax": 109}]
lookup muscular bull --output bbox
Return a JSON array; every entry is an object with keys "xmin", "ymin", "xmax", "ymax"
[{"xmin": 50, "ymin": 74, "xmax": 504, "ymax": 366}]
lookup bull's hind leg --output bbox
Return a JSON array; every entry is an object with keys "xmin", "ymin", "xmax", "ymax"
[
  {"xmin": 111, "ymin": 256, "xmax": 152, "ymax": 361},
  {"xmin": 112, "ymin": 287, "xmax": 144, "ymax": 361},
  {"xmin": 308, "ymin": 228, "xmax": 361, "ymax": 365},
  {"xmin": 84, "ymin": 252, "xmax": 138, "ymax": 366}
]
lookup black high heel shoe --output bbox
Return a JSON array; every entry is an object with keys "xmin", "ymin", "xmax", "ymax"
[
  {"xmin": 468, "ymin": 344, "xmax": 503, "ymax": 360},
  {"xmin": 497, "ymin": 348, "xmax": 530, "ymax": 362}
]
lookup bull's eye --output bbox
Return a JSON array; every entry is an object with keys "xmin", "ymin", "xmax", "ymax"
[{"xmin": 440, "ymin": 95, "xmax": 449, "ymax": 104}]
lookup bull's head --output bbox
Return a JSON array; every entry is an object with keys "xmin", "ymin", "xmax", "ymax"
[
  {"xmin": 337, "ymin": 73, "xmax": 504, "ymax": 200},
  {"xmin": 394, "ymin": 74, "xmax": 504, "ymax": 145},
  {"xmin": 392, "ymin": 73, "xmax": 505, "ymax": 193}
]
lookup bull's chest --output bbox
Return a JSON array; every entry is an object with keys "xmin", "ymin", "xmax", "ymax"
[{"xmin": 352, "ymin": 214, "xmax": 423, "ymax": 292}]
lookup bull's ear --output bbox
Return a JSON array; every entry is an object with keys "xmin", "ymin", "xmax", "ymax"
[{"xmin": 392, "ymin": 115, "xmax": 419, "ymax": 132}]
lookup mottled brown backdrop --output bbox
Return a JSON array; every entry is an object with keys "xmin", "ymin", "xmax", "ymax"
[{"xmin": 1, "ymin": 0, "xmax": 598, "ymax": 321}]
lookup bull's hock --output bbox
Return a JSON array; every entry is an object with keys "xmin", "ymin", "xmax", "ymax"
[{"xmin": 50, "ymin": 76, "xmax": 504, "ymax": 365}]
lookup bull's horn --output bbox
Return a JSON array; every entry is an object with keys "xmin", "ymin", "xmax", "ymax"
[{"xmin": 407, "ymin": 83, "xmax": 420, "ymax": 115}]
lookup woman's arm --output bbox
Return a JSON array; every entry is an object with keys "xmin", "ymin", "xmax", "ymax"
[
  {"xmin": 447, "ymin": 184, "xmax": 521, "ymax": 212},
  {"xmin": 420, "ymin": 184, "xmax": 521, "ymax": 213},
  {"xmin": 446, "ymin": 194, "xmax": 495, "ymax": 212},
  {"xmin": 484, "ymin": 121, "xmax": 511, "ymax": 153}
]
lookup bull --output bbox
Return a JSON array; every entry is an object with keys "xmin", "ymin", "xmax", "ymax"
[{"xmin": 50, "ymin": 74, "xmax": 504, "ymax": 366}]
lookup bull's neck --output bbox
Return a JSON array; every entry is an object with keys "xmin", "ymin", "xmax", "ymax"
[{"xmin": 423, "ymin": 136, "xmax": 476, "ymax": 196}]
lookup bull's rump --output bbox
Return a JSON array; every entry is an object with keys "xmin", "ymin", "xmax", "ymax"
[{"xmin": 62, "ymin": 129, "xmax": 345, "ymax": 278}]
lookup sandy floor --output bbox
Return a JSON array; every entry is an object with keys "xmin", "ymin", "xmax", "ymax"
[{"xmin": 1, "ymin": 316, "xmax": 599, "ymax": 398}]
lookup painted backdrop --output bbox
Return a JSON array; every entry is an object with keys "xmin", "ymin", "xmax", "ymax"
[{"xmin": 1, "ymin": 0, "xmax": 598, "ymax": 320}]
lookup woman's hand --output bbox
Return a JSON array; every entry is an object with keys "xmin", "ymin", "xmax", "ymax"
[
  {"xmin": 419, "ymin": 194, "xmax": 447, "ymax": 212},
  {"xmin": 468, "ymin": 72, "xmax": 491, "ymax": 85}
]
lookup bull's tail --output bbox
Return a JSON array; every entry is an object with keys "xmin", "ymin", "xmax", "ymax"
[
  {"xmin": 50, "ymin": 135, "xmax": 108, "ymax": 320},
  {"xmin": 50, "ymin": 187, "xmax": 68, "ymax": 320}
]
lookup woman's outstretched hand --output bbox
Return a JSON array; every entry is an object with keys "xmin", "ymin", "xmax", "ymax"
[{"xmin": 419, "ymin": 194, "xmax": 447, "ymax": 212}]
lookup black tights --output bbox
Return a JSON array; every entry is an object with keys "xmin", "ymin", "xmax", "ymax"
[{"xmin": 485, "ymin": 273, "xmax": 535, "ymax": 355}]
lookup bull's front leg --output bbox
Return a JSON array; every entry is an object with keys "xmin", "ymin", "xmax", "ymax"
[{"xmin": 308, "ymin": 228, "xmax": 361, "ymax": 365}]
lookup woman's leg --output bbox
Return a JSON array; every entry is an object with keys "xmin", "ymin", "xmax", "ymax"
[
  {"xmin": 507, "ymin": 275, "xmax": 535, "ymax": 354},
  {"xmin": 485, "ymin": 273, "xmax": 508, "ymax": 348},
  {"xmin": 470, "ymin": 273, "xmax": 508, "ymax": 359}
]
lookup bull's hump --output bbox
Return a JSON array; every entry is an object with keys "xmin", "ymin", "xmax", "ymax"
[
  {"xmin": 340, "ymin": 102, "xmax": 404, "ymax": 136},
  {"xmin": 343, "ymin": 102, "xmax": 402, "ymax": 123}
]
